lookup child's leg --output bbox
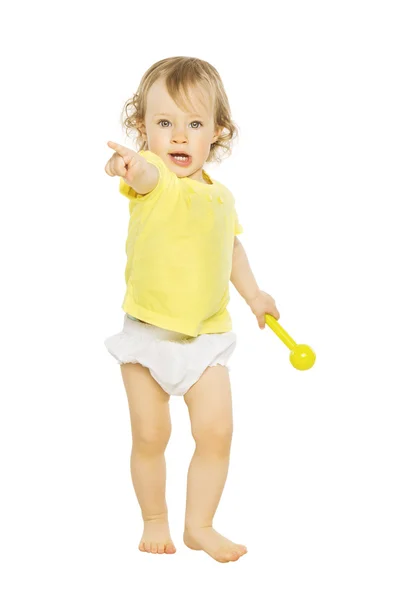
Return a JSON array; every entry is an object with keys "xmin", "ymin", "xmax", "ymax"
[
  {"xmin": 120, "ymin": 362, "xmax": 176, "ymax": 555},
  {"xmin": 183, "ymin": 365, "xmax": 247, "ymax": 563}
]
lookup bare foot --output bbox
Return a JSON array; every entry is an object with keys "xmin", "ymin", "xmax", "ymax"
[
  {"xmin": 184, "ymin": 527, "xmax": 247, "ymax": 563},
  {"xmin": 139, "ymin": 520, "xmax": 176, "ymax": 554}
]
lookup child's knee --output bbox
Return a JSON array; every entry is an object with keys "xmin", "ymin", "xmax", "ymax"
[
  {"xmin": 193, "ymin": 424, "xmax": 233, "ymax": 455},
  {"xmin": 133, "ymin": 424, "xmax": 171, "ymax": 453}
]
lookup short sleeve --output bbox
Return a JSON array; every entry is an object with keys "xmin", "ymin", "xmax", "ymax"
[
  {"xmin": 234, "ymin": 208, "xmax": 244, "ymax": 235},
  {"xmin": 119, "ymin": 150, "xmax": 176, "ymax": 202},
  {"xmin": 119, "ymin": 177, "xmax": 137, "ymax": 199}
]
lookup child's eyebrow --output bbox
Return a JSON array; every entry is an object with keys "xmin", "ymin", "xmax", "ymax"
[{"xmin": 154, "ymin": 112, "xmax": 205, "ymax": 118}]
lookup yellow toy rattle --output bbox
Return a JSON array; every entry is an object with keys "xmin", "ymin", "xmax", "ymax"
[{"xmin": 264, "ymin": 314, "xmax": 316, "ymax": 371}]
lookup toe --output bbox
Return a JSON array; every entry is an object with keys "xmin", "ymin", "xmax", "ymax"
[
  {"xmin": 151, "ymin": 543, "xmax": 158, "ymax": 553},
  {"xmin": 144, "ymin": 542, "xmax": 151, "ymax": 552},
  {"xmin": 138, "ymin": 542, "xmax": 145, "ymax": 552},
  {"xmin": 157, "ymin": 544, "xmax": 165, "ymax": 554},
  {"xmin": 165, "ymin": 543, "xmax": 176, "ymax": 554},
  {"xmin": 215, "ymin": 554, "xmax": 227, "ymax": 563},
  {"xmin": 220, "ymin": 549, "xmax": 240, "ymax": 562}
]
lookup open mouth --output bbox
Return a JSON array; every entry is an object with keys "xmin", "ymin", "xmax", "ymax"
[{"xmin": 169, "ymin": 153, "xmax": 192, "ymax": 166}]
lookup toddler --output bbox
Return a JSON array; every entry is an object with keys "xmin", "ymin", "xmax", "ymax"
[{"xmin": 104, "ymin": 56, "xmax": 280, "ymax": 563}]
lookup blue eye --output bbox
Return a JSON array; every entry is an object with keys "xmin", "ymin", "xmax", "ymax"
[{"xmin": 157, "ymin": 120, "xmax": 203, "ymax": 128}]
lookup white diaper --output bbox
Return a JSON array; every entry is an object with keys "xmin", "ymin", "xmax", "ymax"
[{"xmin": 104, "ymin": 314, "xmax": 237, "ymax": 396}]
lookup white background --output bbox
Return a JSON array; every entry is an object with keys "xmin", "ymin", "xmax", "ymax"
[{"xmin": 1, "ymin": 0, "xmax": 399, "ymax": 598}]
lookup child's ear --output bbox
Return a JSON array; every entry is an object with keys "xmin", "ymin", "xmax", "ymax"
[
  {"xmin": 212, "ymin": 126, "xmax": 223, "ymax": 143},
  {"xmin": 137, "ymin": 121, "xmax": 148, "ymax": 141}
]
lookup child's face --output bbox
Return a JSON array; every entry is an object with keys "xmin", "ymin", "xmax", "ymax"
[{"xmin": 139, "ymin": 78, "xmax": 222, "ymax": 183}]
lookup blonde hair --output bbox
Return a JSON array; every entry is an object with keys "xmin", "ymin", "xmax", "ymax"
[{"xmin": 121, "ymin": 56, "xmax": 239, "ymax": 164}]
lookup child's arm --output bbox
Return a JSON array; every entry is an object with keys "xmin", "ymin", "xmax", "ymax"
[
  {"xmin": 230, "ymin": 237, "xmax": 280, "ymax": 328},
  {"xmin": 230, "ymin": 237, "xmax": 260, "ymax": 305},
  {"xmin": 127, "ymin": 163, "xmax": 159, "ymax": 195}
]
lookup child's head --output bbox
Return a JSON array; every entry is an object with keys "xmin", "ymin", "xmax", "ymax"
[{"xmin": 121, "ymin": 56, "xmax": 238, "ymax": 178}]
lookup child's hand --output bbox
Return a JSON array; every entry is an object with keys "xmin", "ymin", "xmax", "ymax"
[
  {"xmin": 247, "ymin": 290, "xmax": 280, "ymax": 329},
  {"xmin": 105, "ymin": 141, "xmax": 149, "ymax": 187}
]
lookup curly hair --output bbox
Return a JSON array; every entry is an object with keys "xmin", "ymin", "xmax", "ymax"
[{"xmin": 121, "ymin": 56, "xmax": 239, "ymax": 164}]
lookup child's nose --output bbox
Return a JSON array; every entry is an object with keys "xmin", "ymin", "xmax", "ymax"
[{"xmin": 171, "ymin": 129, "xmax": 188, "ymax": 144}]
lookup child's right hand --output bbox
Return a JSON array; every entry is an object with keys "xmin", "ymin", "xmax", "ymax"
[{"xmin": 105, "ymin": 141, "xmax": 149, "ymax": 187}]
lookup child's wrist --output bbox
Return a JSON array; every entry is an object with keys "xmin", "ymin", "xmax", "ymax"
[{"xmin": 245, "ymin": 288, "xmax": 261, "ymax": 307}]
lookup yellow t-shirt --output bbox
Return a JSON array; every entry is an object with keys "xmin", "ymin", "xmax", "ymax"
[{"xmin": 119, "ymin": 150, "xmax": 244, "ymax": 337}]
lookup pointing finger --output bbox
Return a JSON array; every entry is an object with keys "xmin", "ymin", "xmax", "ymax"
[{"xmin": 107, "ymin": 141, "xmax": 135, "ymax": 161}]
